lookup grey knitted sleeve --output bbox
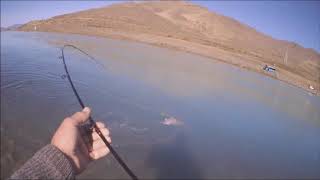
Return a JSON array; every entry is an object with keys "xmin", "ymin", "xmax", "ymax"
[{"xmin": 10, "ymin": 144, "xmax": 75, "ymax": 179}]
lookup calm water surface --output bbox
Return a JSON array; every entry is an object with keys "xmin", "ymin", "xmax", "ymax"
[{"xmin": 1, "ymin": 32, "xmax": 320, "ymax": 179}]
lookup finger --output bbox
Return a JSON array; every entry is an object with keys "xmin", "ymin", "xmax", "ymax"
[
  {"xmin": 70, "ymin": 107, "xmax": 91, "ymax": 125},
  {"xmin": 83, "ymin": 127, "xmax": 110, "ymax": 144},
  {"xmin": 89, "ymin": 147, "xmax": 110, "ymax": 160},
  {"xmin": 92, "ymin": 128, "xmax": 110, "ymax": 141},
  {"xmin": 91, "ymin": 137, "xmax": 112, "ymax": 150},
  {"xmin": 95, "ymin": 121, "xmax": 105, "ymax": 129},
  {"xmin": 85, "ymin": 136, "xmax": 111, "ymax": 152}
]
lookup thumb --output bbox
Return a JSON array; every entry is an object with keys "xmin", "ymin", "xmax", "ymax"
[{"xmin": 70, "ymin": 107, "xmax": 91, "ymax": 125}]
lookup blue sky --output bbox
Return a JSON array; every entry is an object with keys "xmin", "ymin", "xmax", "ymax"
[{"xmin": 1, "ymin": 1, "xmax": 319, "ymax": 52}]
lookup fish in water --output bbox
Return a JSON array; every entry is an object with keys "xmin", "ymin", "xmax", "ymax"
[{"xmin": 161, "ymin": 117, "xmax": 183, "ymax": 126}]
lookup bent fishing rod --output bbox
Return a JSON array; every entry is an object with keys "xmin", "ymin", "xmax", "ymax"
[{"xmin": 60, "ymin": 44, "xmax": 138, "ymax": 180}]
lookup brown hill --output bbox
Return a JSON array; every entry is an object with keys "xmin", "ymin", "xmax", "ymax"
[{"xmin": 19, "ymin": 1, "xmax": 320, "ymax": 94}]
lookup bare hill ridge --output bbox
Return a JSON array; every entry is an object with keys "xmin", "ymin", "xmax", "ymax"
[{"xmin": 19, "ymin": 1, "xmax": 320, "ymax": 94}]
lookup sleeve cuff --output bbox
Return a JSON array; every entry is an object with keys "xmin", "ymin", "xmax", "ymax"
[
  {"xmin": 41, "ymin": 144, "xmax": 75, "ymax": 179},
  {"xmin": 10, "ymin": 144, "xmax": 75, "ymax": 179}
]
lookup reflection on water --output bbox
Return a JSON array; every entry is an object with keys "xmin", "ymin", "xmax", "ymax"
[{"xmin": 1, "ymin": 32, "xmax": 320, "ymax": 179}]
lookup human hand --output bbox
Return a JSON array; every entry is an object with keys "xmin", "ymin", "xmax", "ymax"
[{"xmin": 51, "ymin": 107, "xmax": 111, "ymax": 174}]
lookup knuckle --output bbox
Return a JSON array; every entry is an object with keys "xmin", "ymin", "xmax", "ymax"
[
  {"xmin": 76, "ymin": 112, "xmax": 84, "ymax": 117},
  {"xmin": 98, "ymin": 141, "xmax": 104, "ymax": 148},
  {"xmin": 103, "ymin": 128, "xmax": 110, "ymax": 135},
  {"xmin": 64, "ymin": 117, "xmax": 73, "ymax": 123},
  {"xmin": 104, "ymin": 148, "xmax": 110, "ymax": 154},
  {"xmin": 93, "ymin": 133, "xmax": 99, "ymax": 140},
  {"xmin": 91, "ymin": 152, "xmax": 97, "ymax": 159},
  {"xmin": 96, "ymin": 122, "xmax": 105, "ymax": 127}
]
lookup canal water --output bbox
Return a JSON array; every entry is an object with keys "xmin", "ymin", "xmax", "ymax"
[{"xmin": 1, "ymin": 32, "xmax": 319, "ymax": 179}]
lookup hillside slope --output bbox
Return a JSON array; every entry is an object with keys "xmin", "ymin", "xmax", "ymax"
[{"xmin": 19, "ymin": 1, "xmax": 320, "ymax": 94}]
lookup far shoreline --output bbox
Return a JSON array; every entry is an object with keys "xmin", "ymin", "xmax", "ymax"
[{"xmin": 5, "ymin": 30, "xmax": 320, "ymax": 96}]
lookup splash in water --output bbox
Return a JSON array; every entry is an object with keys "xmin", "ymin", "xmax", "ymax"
[{"xmin": 161, "ymin": 117, "xmax": 183, "ymax": 126}]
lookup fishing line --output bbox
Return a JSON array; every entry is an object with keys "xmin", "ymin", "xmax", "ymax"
[{"xmin": 60, "ymin": 44, "xmax": 138, "ymax": 180}]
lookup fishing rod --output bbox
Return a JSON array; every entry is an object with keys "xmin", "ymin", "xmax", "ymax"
[{"xmin": 60, "ymin": 44, "xmax": 138, "ymax": 180}]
